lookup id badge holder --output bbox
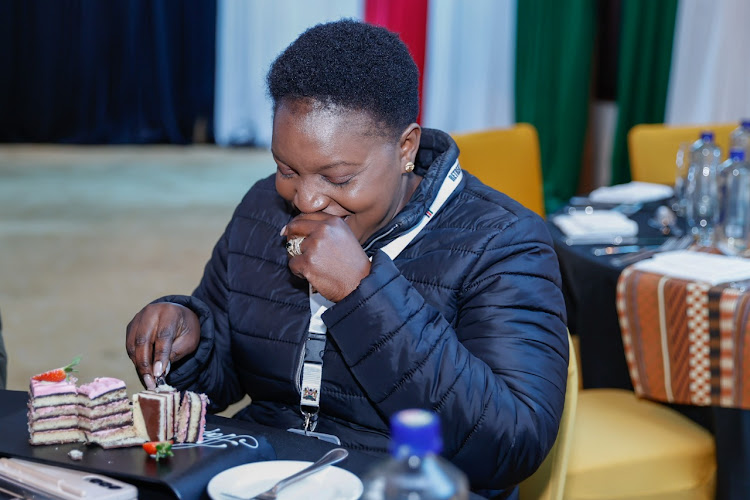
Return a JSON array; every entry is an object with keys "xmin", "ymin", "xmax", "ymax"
[
  {"xmin": 287, "ymin": 408, "xmax": 341, "ymax": 445},
  {"xmin": 287, "ymin": 365, "xmax": 342, "ymax": 449},
  {"xmin": 287, "ymin": 427, "xmax": 341, "ymax": 445}
]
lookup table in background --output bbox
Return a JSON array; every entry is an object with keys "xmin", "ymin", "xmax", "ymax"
[
  {"xmin": 547, "ymin": 201, "xmax": 750, "ymax": 500},
  {"xmin": 547, "ymin": 202, "xmax": 668, "ymax": 390},
  {"xmin": 617, "ymin": 267, "xmax": 750, "ymax": 500},
  {"xmin": 618, "ymin": 268, "xmax": 750, "ymax": 408}
]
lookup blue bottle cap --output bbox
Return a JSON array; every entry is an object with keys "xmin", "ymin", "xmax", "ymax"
[
  {"xmin": 389, "ymin": 409, "xmax": 443, "ymax": 457},
  {"xmin": 701, "ymin": 131, "xmax": 714, "ymax": 142},
  {"xmin": 730, "ymin": 149, "xmax": 745, "ymax": 161},
  {"xmin": 741, "ymin": 120, "xmax": 750, "ymax": 129}
]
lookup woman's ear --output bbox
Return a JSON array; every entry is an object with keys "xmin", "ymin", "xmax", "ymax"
[{"xmin": 399, "ymin": 123, "xmax": 421, "ymax": 165}]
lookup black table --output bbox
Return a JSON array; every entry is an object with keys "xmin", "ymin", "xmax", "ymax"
[
  {"xmin": 547, "ymin": 201, "xmax": 749, "ymax": 500},
  {"xmin": 548, "ymin": 200, "xmax": 685, "ymax": 390},
  {"xmin": 0, "ymin": 390, "xmax": 488, "ymax": 499}
]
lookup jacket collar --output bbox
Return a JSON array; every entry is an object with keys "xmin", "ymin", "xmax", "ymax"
[{"xmin": 362, "ymin": 128, "xmax": 463, "ymax": 255}]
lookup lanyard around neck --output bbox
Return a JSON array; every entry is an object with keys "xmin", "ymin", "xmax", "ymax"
[{"xmin": 297, "ymin": 160, "xmax": 463, "ymax": 433}]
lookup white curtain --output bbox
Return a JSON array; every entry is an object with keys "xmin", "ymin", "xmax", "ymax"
[
  {"xmin": 214, "ymin": 0, "xmax": 363, "ymax": 147},
  {"xmin": 665, "ymin": 0, "xmax": 750, "ymax": 125},
  {"xmin": 421, "ymin": 0, "xmax": 516, "ymax": 134},
  {"xmin": 214, "ymin": 0, "xmax": 517, "ymax": 146}
]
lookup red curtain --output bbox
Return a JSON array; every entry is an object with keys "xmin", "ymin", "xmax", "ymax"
[{"xmin": 364, "ymin": 0, "xmax": 429, "ymax": 124}]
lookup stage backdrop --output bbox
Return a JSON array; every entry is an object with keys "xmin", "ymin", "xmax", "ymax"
[
  {"xmin": 4, "ymin": 1, "xmax": 750, "ymax": 212},
  {"xmin": 0, "ymin": 0, "xmax": 216, "ymax": 144}
]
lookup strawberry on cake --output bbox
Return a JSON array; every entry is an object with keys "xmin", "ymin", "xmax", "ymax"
[
  {"xmin": 28, "ymin": 359, "xmax": 209, "ymax": 450},
  {"xmin": 27, "ymin": 356, "xmax": 84, "ymax": 445}
]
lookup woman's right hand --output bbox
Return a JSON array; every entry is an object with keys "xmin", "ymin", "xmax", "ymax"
[{"xmin": 125, "ymin": 303, "xmax": 200, "ymax": 390}]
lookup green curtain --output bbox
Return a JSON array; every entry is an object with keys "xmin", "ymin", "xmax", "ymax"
[
  {"xmin": 610, "ymin": 0, "xmax": 678, "ymax": 185},
  {"xmin": 515, "ymin": 0, "xmax": 596, "ymax": 214}
]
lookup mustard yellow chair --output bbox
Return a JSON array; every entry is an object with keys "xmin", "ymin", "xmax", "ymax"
[
  {"xmin": 519, "ymin": 332, "xmax": 716, "ymax": 500},
  {"xmin": 452, "ymin": 123, "xmax": 545, "ymax": 217},
  {"xmin": 565, "ymin": 389, "xmax": 716, "ymax": 499},
  {"xmin": 628, "ymin": 122, "xmax": 736, "ymax": 185},
  {"xmin": 519, "ymin": 333, "xmax": 578, "ymax": 500}
]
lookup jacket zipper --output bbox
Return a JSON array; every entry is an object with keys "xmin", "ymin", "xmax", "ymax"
[{"xmin": 362, "ymin": 223, "xmax": 401, "ymax": 253}]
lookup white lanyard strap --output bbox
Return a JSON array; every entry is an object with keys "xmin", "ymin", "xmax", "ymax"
[
  {"xmin": 299, "ymin": 161, "xmax": 463, "ymax": 431},
  {"xmin": 299, "ymin": 288, "xmax": 334, "ymax": 423}
]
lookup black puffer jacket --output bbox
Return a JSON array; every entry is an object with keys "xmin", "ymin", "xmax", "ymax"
[{"xmin": 161, "ymin": 129, "xmax": 568, "ymax": 498}]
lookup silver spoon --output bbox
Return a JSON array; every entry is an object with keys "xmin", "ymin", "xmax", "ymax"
[{"xmin": 221, "ymin": 448, "xmax": 349, "ymax": 500}]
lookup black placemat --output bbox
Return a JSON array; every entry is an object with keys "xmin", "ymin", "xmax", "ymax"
[{"xmin": 0, "ymin": 391, "xmax": 275, "ymax": 499}]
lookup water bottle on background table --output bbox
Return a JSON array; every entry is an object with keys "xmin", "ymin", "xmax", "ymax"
[
  {"xmin": 729, "ymin": 119, "xmax": 750, "ymax": 159},
  {"xmin": 685, "ymin": 131, "xmax": 721, "ymax": 247},
  {"xmin": 361, "ymin": 409, "xmax": 469, "ymax": 500},
  {"xmin": 717, "ymin": 149, "xmax": 750, "ymax": 256}
]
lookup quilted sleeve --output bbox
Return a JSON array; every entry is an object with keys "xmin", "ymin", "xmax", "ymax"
[
  {"xmin": 153, "ymin": 217, "xmax": 245, "ymax": 413},
  {"xmin": 322, "ymin": 211, "xmax": 568, "ymax": 491}
]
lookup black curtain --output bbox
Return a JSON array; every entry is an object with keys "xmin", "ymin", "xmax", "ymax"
[{"xmin": 0, "ymin": 0, "xmax": 216, "ymax": 144}]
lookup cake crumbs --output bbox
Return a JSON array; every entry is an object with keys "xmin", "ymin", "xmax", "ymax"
[{"xmin": 68, "ymin": 449, "xmax": 83, "ymax": 461}]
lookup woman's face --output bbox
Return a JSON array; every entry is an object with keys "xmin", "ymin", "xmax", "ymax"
[{"xmin": 272, "ymin": 98, "xmax": 420, "ymax": 244}]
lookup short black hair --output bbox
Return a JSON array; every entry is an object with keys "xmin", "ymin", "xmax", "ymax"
[{"xmin": 267, "ymin": 19, "xmax": 419, "ymax": 138}]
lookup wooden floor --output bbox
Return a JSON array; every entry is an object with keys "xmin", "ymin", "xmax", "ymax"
[{"xmin": 0, "ymin": 144, "xmax": 275, "ymax": 415}]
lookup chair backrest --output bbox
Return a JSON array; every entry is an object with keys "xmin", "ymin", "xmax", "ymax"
[
  {"xmin": 628, "ymin": 122, "xmax": 736, "ymax": 185},
  {"xmin": 518, "ymin": 332, "xmax": 579, "ymax": 500},
  {"xmin": 452, "ymin": 123, "xmax": 545, "ymax": 217}
]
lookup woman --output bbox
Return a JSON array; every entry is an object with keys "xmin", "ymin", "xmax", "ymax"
[{"xmin": 126, "ymin": 19, "xmax": 568, "ymax": 498}]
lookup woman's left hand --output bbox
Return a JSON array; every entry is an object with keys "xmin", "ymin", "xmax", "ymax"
[{"xmin": 283, "ymin": 213, "xmax": 371, "ymax": 302}]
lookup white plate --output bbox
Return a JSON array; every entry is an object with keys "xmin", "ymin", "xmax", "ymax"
[{"xmin": 207, "ymin": 460, "xmax": 364, "ymax": 500}]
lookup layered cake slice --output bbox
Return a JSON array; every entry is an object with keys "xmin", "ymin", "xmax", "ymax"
[
  {"xmin": 27, "ymin": 357, "xmax": 84, "ymax": 445},
  {"xmin": 132, "ymin": 386, "xmax": 180, "ymax": 441},
  {"xmin": 78, "ymin": 377, "xmax": 144, "ymax": 448},
  {"xmin": 86, "ymin": 424, "xmax": 146, "ymax": 449},
  {"xmin": 175, "ymin": 391, "xmax": 209, "ymax": 443}
]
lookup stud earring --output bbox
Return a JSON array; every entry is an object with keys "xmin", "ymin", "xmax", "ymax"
[{"xmin": 404, "ymin": 161, "xmax": 415, "ymax": 173}]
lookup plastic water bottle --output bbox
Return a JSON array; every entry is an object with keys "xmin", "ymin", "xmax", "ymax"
[
  {"xmin": 673, "ymin": 142, "xmax": 691, "ymax": 216},
  {"xmin": 717, "ymin": 149, "xmax": 750, "ymax": 256},
  {"xmin": 361, "ymin": 409, "xmax": 469, "ymax": 500},
  {"xmin": 729, "ymin": 119, "xmax": 750, "ymax": 159},
  {"xmin": 685, "ymin": 131, "xmax": 721, "ymax": 246}
]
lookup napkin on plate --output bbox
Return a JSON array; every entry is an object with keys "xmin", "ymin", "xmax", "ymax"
[
  {"xmin": 633, "ymin": 250, "xmax": 750, "ymax": 285},
  {"xmin": 552, "ymin": 210, "xmax": 639, "ymax": 245},
  {"xmin": 588, "ymin": 181, "xmax": 674, "ymax": 205}
]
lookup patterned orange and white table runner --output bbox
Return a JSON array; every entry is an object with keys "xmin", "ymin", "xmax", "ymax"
[{"xmin": 617, "ymin": 267, "xmax": 750, "ymax": 409}]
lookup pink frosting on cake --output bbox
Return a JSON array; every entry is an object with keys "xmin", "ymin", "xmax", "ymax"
[
  {"xmin": 29, "ymin": 404, "xmax": 78, "ymax": 417},
  {"xmin": 77, "ymin": 377, "xmax": 126, "ymax": 399},
  {"xmin": 79, "ymin": 412, "xmax": 132, "ymax": 431},
  {"xmin": 29, "ymin": 415, "xmax": 79, "ymax": 431},
  {"xmin": 78, "ymin": 399, "xmax": 128, "ymax": 417},
  {"xmin": 86, "ymin": 424, "xmax": 140, "ymax": 440},
  {"xmin": 196, "ymin": 394, "xmax": 208, "ymax": 442},
  {"xmin": 29, "ymin": 377, "xmax": 78, "ymax": 397}
]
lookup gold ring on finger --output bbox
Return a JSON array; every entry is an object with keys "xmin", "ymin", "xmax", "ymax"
[{"xmin": 285, "ymin": 237, "xmax": 304, "ymax": 257}]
